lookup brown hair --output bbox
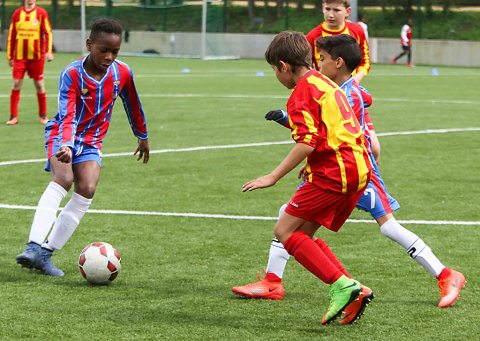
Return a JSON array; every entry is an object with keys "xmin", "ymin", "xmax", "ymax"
[
  {"xmin": 323, "ymin": 0, "xmax": 351, "ymax": 7},
  {"xmin": 265, "ymin": 31, "xmax": 312, "ymax": 72}
]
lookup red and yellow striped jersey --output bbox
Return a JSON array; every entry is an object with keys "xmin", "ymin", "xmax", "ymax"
[
  {"xmin": 306, "ymin": 21, "xmax": 370, "ymax": 77},
  {"xmin": 7, "ymin": 6, "xmax": 53, "ymax": 61},
  {"xmin": 287, "ymin": 69, "xmax": 372, "ymax": 194}
]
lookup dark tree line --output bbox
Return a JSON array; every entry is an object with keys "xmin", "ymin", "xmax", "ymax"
[{"xmin": 244, "ymin": 0, "xmax": 459, "ymax": 21}]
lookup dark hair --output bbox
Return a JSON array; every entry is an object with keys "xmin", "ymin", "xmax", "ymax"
[
  {"xmin": 315, "ymin": 35, "xmax": 361, "ymax": 72},
  {"xmin": 89, "ymin": 18, "xmax": 123, "ymax": 42},
  {"xmin": 265, "ymin": 31, "xmax": 312, "ymax": 72}
]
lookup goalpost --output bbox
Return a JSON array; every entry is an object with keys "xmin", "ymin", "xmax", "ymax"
[{"xmin": 80, "ymin": 0, "xmax": 239, "ymax": 59}]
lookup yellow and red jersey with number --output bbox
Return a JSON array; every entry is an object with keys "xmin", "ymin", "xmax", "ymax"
[
  {"xmin": 287, "ymin": 69, "xmax": 372, "ymax": 194},
  {"xmin": 306, "ymin": 21, "xmax": 370, "ymax": 77},
  {"xmin": 7, "ymin": 6, "xmax": 53, "ymax": 61}
]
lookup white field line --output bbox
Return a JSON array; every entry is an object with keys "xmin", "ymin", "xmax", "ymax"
[
  {"xmin": 1, "ymin": 128, "xmax": 479, "ymax": 226},
  {"xmin": 1, "ymin": 127, "xmax": 479, "ymax": 167},
  {"xmin": 1, "ymin": 204, "xmax": 478, "ymax": 226},
  {"xmin": 0, "ymin": 93, "xmax": 478, "ymax": 105}
]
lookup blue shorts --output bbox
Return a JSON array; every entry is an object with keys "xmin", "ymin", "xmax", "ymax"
[
  {"xmin": 45, "ymin": 143, "xmax": 102, "ymax": 172},
  {"xmin": 355, "ymin": 158, "xmax": 400, "ymax": 218}
]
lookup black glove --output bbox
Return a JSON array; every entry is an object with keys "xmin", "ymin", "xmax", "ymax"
[{"xmin": 265, "ymin": 110, "xmax": 286, "ymax": 122}]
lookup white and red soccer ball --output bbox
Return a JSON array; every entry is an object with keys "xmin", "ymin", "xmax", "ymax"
[{"xmin": 78, "ymin": 242, "xmax": 121, "ymax": 285}]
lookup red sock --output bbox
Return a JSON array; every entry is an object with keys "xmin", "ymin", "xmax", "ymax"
[
  {"xmin": 37, "ymin": 92, "xmax": 46, "ymax": 116},
  {"xmin": 314, "ymin": 238, "xmax": 351, "ymax": 278},
  {"xmin": 264, "ymin": 272, "xmax": 282, "ymax": 282},
  {"xmin": 437, "ymin": 267, "xmax": 451, "ymax": 280},
  {"xmin": 10, "ymin": 89, "xmax": 20, "ymax": 117},
  {"xmin": 283, "ymin": 231, "xmax": 342, "ymax": 284}
]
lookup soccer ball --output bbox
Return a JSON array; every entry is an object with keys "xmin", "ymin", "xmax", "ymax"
[{"xmin": 78, "ymin": 242, "xmax": 122, "ymax": 285}]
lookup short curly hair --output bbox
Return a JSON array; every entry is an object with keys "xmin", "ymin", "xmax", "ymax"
[{"xmin": 89, "ymin": 18, "xmax": 122, "ymax": 42}]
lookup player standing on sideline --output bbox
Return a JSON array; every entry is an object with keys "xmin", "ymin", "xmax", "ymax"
[
  {"xmin": 242, "ymin": 31, "xmax": 373, "ymax": 325},
  {"xmin": 16, "ymin": 18, "xmax": 150, "ymax": 276},
  {"xmin": 6, "ymin": 0, "xmax": 53, "ymax": 125},
  {"xmin": 232, "ymin": 36, "xmax": 466, "ymax": 321},
  {"xmin": 305, "ymin": 0, "xmax": 381, "ymax": 164},
  {"xmin": 393, "ymin": 19, "xmax": 414, "ymax": 67}
]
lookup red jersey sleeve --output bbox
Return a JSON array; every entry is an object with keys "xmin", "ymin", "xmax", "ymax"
[
  {"xmin": 7, "ymin": 9, "xmax": 20, "ymax": 60},
  {"xmin": 345, "ymin": 22, "xmax": 370, "ymax": 77},
  {"xmin": 118, "ymin": 63, "xmax": 148, "ymax": 140},
  {"xmin": 39, "ymin": 7, "xmax": 53, "ymax": 55}
]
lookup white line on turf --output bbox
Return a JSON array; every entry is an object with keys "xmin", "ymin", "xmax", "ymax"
[
  {"xmin": 0, "ymin": 93, "xmax": 478, "ymax": 105},
  {"xmin": 1, "ymin": 128, "xmax": 479, "ymax": 167},
  {"xmin": 0, "ymin": 204, "xmax": 478, "ymax": 226}
]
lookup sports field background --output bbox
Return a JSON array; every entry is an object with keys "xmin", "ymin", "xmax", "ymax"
[{"xmin": 0, "ymin": 52, "xmax": 479, "ymax": 339}]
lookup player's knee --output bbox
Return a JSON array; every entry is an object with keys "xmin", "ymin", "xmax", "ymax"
[
  {"xmin": 273, "ymin": 223, "xmax": 289, "ymax": 244},
  {"xmin": 74, "ymin": 183, "xmax": 96, "ymax": 199},
  {"xmin": 34, "ymin": 81, "xmax": 45, "ymax": 93},
  {"xmin": 52, "ymin": 175, "xmax": 73, "ymax": 192}
]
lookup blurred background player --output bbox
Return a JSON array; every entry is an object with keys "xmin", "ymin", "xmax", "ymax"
[
  {"xmin": 393, "ymin": 18, "xmax": 414, "ymax": 67},
  {"xmin": 15, "ymin": 18, "xmax": 150, "ymax": 276},
  {"xmin": 357, "ymin": 13, "xmax": 369, "ymax": 42},
  {"xmin": 233, "ymin": 35, "xmax": 465, "ymax": 319},
  {"xmin": 305, "ymin": 0, "xmax": 380, "ymax": 163},
  {"xmin": 6, "ymin": 0, "xmax": 53, "ymax": 125},
  {"xmin": 242, "ymin": 31, "xmax": 373, "ymax": 325}
]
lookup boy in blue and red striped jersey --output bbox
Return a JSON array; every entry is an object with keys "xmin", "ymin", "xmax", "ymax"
[
  {"xmin": 6, "ymin": 0, "xmax": 53, "ymax": 125},
  {"xmin": 16, "ymin": 18, "xmax": 150, "ymax": 277},
  {"xmin": 233, "ymin": 35, "xmax": 465, "ymax": 322},
  {"xmin": 241, "ymin": 31, "xmax": 373, "ymax": 325}
]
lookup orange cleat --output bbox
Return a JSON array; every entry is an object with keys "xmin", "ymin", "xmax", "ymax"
[
  {"xmin": 6, "ymin": 116, "xmax": 18, "ymax": 125},
  {"xmin": 232, "ymin": 271, "xmax": 284, "ymax": 300},
  {"xmin": 39, "ymin": 115, "xmax": 48, "ymax": 124},
  {"xmin": 407, "ymin": 63, "xmax": 415, "ymax": 67},
  {"xmin": 392, "ymin": 57, "xmax": 397, "ymax": 64},
  {"xmin": 438, "ymin": 269, "xmax": 465, "ymax": 307},
  {"xmin": 339, "ymin": 284, "xmax": 374, "ymax": 324}
]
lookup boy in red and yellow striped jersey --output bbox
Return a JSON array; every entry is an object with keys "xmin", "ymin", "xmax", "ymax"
[
  {"xmin": 6, "ymin": 0, "xmax": 53, "ymax": 125},
  {"xmin": 306, "ymin": 0, "xmax": 369, "ymax": 84},
  {"xmin": 305, "ymin": 0, "xmax": 382, "ymax": 163},
  {"xmin": 241, "ymin": 31, "xmax": 373, "ymax": 325}
]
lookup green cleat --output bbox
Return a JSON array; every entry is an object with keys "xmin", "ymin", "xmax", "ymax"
[{"xmin": 321, "ymin": 275, "xmax": 362, "ymax": 325}]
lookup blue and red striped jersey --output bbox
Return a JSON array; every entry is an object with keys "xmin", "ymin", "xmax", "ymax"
[
  {"xmin": 340, "ymin": 76, "xmax": 372, "ymax": 152},
  {"xmin": 46, "ymin": 57, "xmax": 148, "ymax": 152}
]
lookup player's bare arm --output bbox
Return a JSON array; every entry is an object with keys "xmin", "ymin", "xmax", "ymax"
[
  {"xmin": 8, "ymin": 59, "xmax": 13, "ymax": 67},
  {"xmin": 55, "ymin": 146, "xmax": 72, "ymax": 163},
  {"xmin": 45, "ymin": 53, "xmax": 54, "ymax": 62},
  {"xmin": 134, "ymin": 138, "xmax": 150, "ymax": 164},
  {"xmin": 353, "ymin": 70, "xmax": 365, "ymax": 84},
  {"xmin": 242, "ymin": 143, "xmax": 313, "ymax": 192}
]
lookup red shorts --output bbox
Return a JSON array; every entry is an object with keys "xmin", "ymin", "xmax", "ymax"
[
  {"xmin": 12, "ymin": 59, "xmax": 45, "ymax": 80},
  {"xmin": 284, "ymin": 181, "xmax": 366, "ymax": 232}
]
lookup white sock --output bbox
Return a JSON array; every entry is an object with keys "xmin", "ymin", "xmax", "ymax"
[
  {"xmin": 265, "ymin": 238, "xmax": 290, "ymax": 279},
  {"xmin": 28, "ymin": 182, "xmax": 68, "ymax": 245},
  {"xmin": 43, "ymin": 192, "xmax": 92, "ymax": 250},
  {"xmin": 380, "ymin": 218, "xmax": 445, "ymax": 277},
  {"xmin": 265, "ymin": 203, "xmax": 290, "ymax": 279}
]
